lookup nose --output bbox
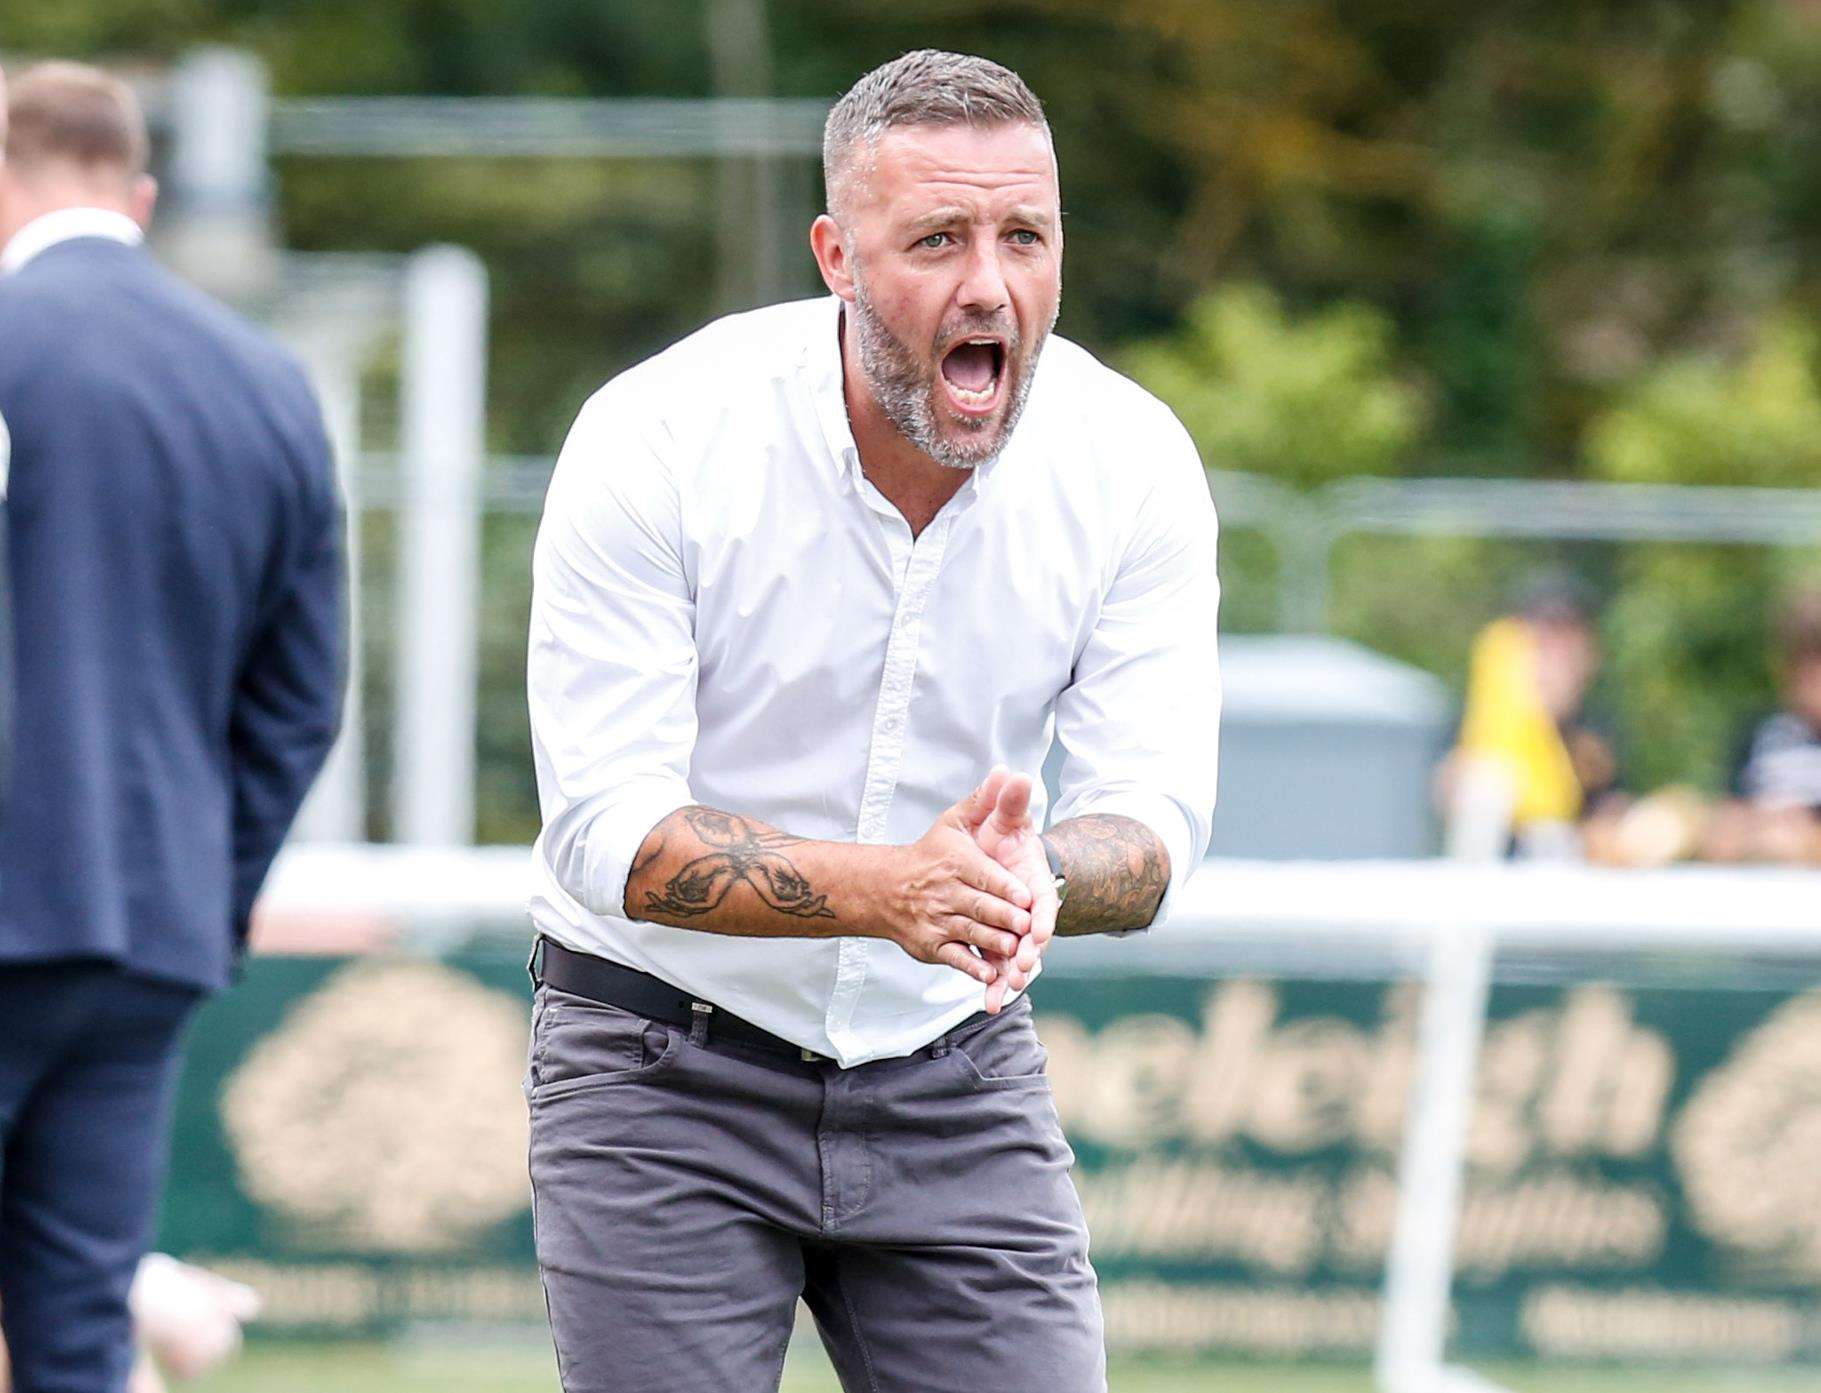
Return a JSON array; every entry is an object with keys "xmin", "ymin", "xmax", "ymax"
[{"xmin": 956, "ymin": 237, "xmax": 1010, "ymax": 316}]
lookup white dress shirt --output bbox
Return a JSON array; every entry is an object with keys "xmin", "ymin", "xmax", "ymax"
[
  {"xmin": 528, "ymin": 295, "xmax": 1221, "ymax": 1066},
  {"xmin": 0, "ymin": 207, "xmax": 143, "ymax": 276}
]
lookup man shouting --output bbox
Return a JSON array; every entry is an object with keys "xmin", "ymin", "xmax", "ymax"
[{"xmin": 526, "ymin": 48, "xmax": 1220, "ymax": 1393}]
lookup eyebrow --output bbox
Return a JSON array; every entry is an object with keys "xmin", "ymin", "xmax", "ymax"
[
  {"xmin": 902, "ymin": 205, "xmax": 1057, "ymax": 235},
  {"xmin": 1006, "ymin": 206, "xmax": 1057, "ymax": 231},
  {"xmin": 903, "ymin": 207, "xmax": 968, "ymax": 235}
]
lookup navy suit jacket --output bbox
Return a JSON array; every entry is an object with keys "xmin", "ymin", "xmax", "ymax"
[{"xmin": 0, "ymin": 236, "xmax": 345, "ymax": 991}]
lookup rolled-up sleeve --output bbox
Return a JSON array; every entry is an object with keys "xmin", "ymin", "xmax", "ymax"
[
  {"xmin": 528, "ymin": 387, "xmax": 698, "ymax": 921},
  {"xmin": 1048, "ymin": 415, "xmax": 1221, "ymax": 928}
]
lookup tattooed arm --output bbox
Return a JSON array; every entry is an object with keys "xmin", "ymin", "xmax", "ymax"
[
  {"xmin": 960, "ymin": 774, "xmax": 1171, "ymax": 1006},
  {"xmin": 623, "ymin": 790, "xmax": 1038, "ymax": 994},
  {"xmin": 631, "ymin": 807, "xmax": 846, "ymax": 925},
  {"xmin": 1043, "ymin": 814, "xmax": 1172, "ymax": 936}
]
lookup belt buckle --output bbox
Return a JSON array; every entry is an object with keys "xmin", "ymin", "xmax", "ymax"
[{"xmin": 800, "ymin": 1047, "xmax": 824, "ymax": 1063}]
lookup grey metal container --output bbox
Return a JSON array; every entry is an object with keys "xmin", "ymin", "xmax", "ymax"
[
  {"xmin": 1044, "ymin": 635, "xmax": 1453, "ymax": 861},
  {"xmin": 1209, "ymin": 636, "xmax": 1453, "ymax": 859}
]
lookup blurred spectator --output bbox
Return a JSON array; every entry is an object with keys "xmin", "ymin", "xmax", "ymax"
[
  {"xmin": 1704, "ymin": 589, "xmax": 1821, "ymax": 866},
  {"xmin": 1442, "ymin": 574, "xmax": 1624, "ymax": 859}
]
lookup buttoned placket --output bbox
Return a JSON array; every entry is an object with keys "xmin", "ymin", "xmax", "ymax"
[{"xmin": 824, "ymin": 463, "xmax": 977, "ymax": 1064}]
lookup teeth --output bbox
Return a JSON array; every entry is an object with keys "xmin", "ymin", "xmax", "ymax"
[{"xmin": 945, "ymin": 339, "xmax": 1002, "ymax": 407}]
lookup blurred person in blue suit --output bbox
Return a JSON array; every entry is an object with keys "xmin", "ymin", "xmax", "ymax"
[{"xmin": 0, "ymin": 62, "xmax": 343, "ymax": 1391}]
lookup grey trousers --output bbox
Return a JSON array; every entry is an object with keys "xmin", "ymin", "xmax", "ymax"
[{"xmin": 525, "ymin": 985, "xmax": 1106, "ymax": 1393}]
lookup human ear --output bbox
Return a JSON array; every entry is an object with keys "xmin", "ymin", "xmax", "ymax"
[
  {"xmin": 809, "ymin": 214, "xmax": 856, "ymax": 302},
  {"xmin": 130, "ymin": 174, "xmax": 158, "ymax": 229}
]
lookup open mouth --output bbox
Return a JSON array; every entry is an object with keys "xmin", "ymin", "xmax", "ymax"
[{"xmin": 938, "ymin": 337, "xmax": 1006, "ymax": 416}]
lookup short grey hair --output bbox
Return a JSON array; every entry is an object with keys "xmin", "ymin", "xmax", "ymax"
[{"xmin": 823, "ymin": 50, "xmax": 1049, "ymax": 220}]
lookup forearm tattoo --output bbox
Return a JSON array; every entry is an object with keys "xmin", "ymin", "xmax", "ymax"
[
  {"xmin": 1047, "ymin": 814, "xmax": 1170, "ymax": 936},
  {"xmin": 641, "ymin": 807, "xmax": 837, "ymax": 921}
]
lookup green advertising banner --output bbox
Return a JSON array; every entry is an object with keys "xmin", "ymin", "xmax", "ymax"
[
  {"xmin": 1039, "ymin": 972, "xmax": 1821, "ymax": 1363},
  {"xmin": 159, "ymin": 949, "xmax": 1821, "ymax": 1363}
]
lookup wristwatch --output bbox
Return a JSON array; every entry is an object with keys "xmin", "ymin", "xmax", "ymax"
[{"xmin": 1039, "ymin": 834, "xmax": 1068, "ymax": 905}]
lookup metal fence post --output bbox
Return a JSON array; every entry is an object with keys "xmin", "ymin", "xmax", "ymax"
[
  {"xmin": 163, "ymin": 47, "xmax": 275, "ymax": 298},
  {"xmin": 1376, "ymin": 920, "xmax": 1500, "ymax": 1393},
  {"xmin": 290, "ymin": 351, "xmax": 366, "ymax": 842},
  {"xmin": 393, "ymin": 246, "xmax": 488, "ymax": 846},
  {"xmin": 1278, "ymin": 508, "xmax": 1337, "ymax": 634}
]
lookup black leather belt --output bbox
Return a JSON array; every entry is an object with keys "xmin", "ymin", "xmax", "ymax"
[{"xmin": 530, "ymin": 936, "xmax": 834, "ymax": 1062}]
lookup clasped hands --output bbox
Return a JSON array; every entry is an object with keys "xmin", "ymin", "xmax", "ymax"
[{"xmin": 881, "ymin": 767, "xmax": 1059, "ymax": 1013}]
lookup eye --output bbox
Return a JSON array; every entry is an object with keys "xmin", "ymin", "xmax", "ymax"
[
  {"xmin": 918, "ymin": 232, "xmax": 953, "ymax": 250},
  {"xmin": 1009, "ymin": 229, "xmax": 1040, "ymax": 246}
]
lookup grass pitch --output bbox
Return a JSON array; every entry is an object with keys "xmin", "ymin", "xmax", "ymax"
[{"xmin": 188, "ymin": 1341, "xmax": 1821, "ymax": 1392}]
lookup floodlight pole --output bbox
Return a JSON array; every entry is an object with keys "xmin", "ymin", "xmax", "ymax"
[{"xmin": 394, "ymin": 246, "xmax": 488, "ymax": 846}]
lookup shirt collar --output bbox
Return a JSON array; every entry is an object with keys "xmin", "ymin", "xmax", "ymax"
[
  {"xmin": 0, "ymin": 207, "xmax": 144, "ymax": 277},
  {"xmin": 801, "ymin": 294, "xmax": 1023, "ymax": 496}
]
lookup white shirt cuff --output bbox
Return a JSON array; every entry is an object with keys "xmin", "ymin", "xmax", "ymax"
[{"xmin": 581, "ymin": 780, "xmax": 697, "ymax": 922}]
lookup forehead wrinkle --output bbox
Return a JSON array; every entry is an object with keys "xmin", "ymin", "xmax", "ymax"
[
  {"xmin": 843, "ymin": 122, "xmax": 1057, "ymax": 223},
  {"xmin": 889, "ymin": 169, "xmax": 1057, "ymax": 218},
  {"xmin": 904, "ymin": 161, "xmax": 1053, "ymax": 186},
  {"xmin": 889, "ymin": 155, "xmax": 1056, "ymax": 205},
  {"xmin": 875, "ymin": 126, "xmax": 1055, "ymax": 181}
]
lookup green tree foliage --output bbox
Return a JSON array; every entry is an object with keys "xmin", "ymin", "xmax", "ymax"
[
  {"xmin": 7, "ymin": 0, "xmax": 1821, "ymax": 824},
  {"xmin": 9, "ymin": 0, "xmax": 1820, "ymax": 462},
  {"xmin": 0, "ymin": 2, "xmax": 711, "ymax": 95},
  {"xmin": 1123, "ymin": 282, "xmax": 1429, "ymax": 640},
  {"xmin": 1601, "ymin": 547, "xmax": 1781, "ymax": 795},
  {"xmin": 1584, "ymin": 322, "xmax": 1821, "ymax": 791},
  {"xmin": 1587, "ymin": 322, "xmax": 1821, "ymax": 490},
  {"xmin": 1001, "ymin": 0, "xmax": 1821, "ymax": 466},
  {"xmin": 1123, "ymin": 283, "xmax": 1423, "ymax": 489}
]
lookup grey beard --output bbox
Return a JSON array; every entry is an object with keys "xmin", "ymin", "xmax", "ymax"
[{"xmin": 851, "ymin": 277, "xmax": 1048, "ymax": 472}]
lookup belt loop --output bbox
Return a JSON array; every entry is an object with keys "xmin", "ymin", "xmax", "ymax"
[
  {"xmin": 930, "ymin": 1032, "xmax": 951, "ymax": 1059},
  {"xmin": 689, "ymin": 1001, "xmax": 713, "ymax": 1046},
  {"xmin": 526, "ymin": 936, "xmax": 547, "ymax": 988}
]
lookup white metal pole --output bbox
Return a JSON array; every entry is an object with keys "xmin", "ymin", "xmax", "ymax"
[
  {"xmin": 707, "ymin": 0, "xmax": 780, "ymax": 310},
  {"xmin": 394, "ymin": 245, "xmax": 487, "ymax": 846},
  {"xmin": 290, "ymin": 351, "xmax": 366, "ymax": 842},
  {"xmin": 1375, "ymin": 920, "xmax": 1499, "ymax": 1393},
  {"xmin": 164, "ymin": 47, "xmax": 275, "ymax": 297}
]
